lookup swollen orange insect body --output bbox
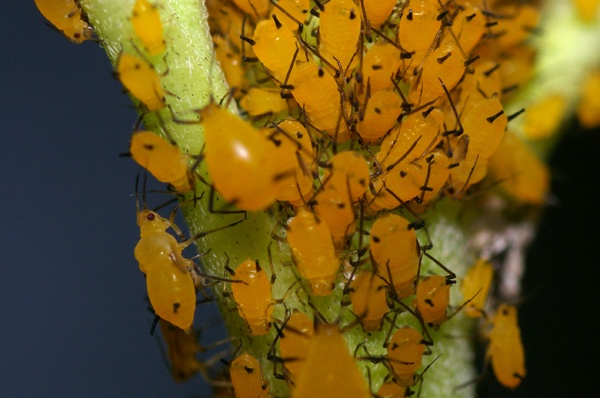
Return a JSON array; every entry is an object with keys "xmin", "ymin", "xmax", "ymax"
[
  {"xmin": 460, "ymin": 259, "xmax": 494, "ymax": 318},
  {"xmin": 116, "ymin": 52, "xmax": 166, "ymax": 112},
  {"xmin": 387, "ymin": 326, "xmax": 426, "ymax": 386},
  {"xmin": 370, "ymin": 214, "xmax": 420, "ymax": 297},
  {"xmin": 200, "ymin": 103, "xmax": 278, "ymax": 211},
  {"xmin": 134, "ymin": 210, "xmax": 196, "ymax": 332},
  {"xmin": 414, "ymin": 275, "xmax": 452, "ymax": 327},
  {"xmin": 277, "ymin": 310, "xmax": 314, "ymax": 384},
  {"xmin": 132, "ymin": 0, "xmax": 166, "ymax": 56},
  {"xmin": 230, "ymin": 351, "xmax": 269, "ymax": 398},
  {"xmin": 319, "ymin": 0, "xmax": 362, "ymax": 74},
  {"xmin": 291, "ymin": 323, "xmax": 371, "ymax": 398},
  {"xmin": 348, "ymin": 271, "xmax": 389, "ymax": 331},
  {"xmin": 231, "ymin": 259, "xmax": 274, "ymax": 336},
  {"xmin": 286, "ymin": 207, "xmax": 339, "ymax": 296},
  {"xmin": 129, "ymin": 131, "xmax": 192, "ymax": 193},
  {"xmin": 485, "ymin": 304, "xmax": 526, "ymax": 389},
  {"xmin": 34, "ymin": 0, "xmax": 93, "ymax": 44}
]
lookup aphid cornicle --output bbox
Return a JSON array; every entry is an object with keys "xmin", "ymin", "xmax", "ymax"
[
  {"xmin": 230, "ymin": 351, "xmax": 269, "ymax": 398},
  {"xmin": 134, "ymin": 209, "xmax": 196, "ymax": 332},
  {"xmin": 34, "ymin": 0, "xmax": 93, "ymax": 44},
  {"xmin": 116, "ymin": 52, "xmax": 166, "ymax": 112},
  {"xmin": 485, "ymin": 304, "xmax": 526, "ymax": 389},
  {"xmin": 230, "ymin": 259, "xmax": 274, "ymax": 336},
  {"xmin": 132, "ymin": 0, "xmax": 166, "ymax": 56},
  {"xmin": 129, "ymin": 131, "xmax": 192, "ymax": 193}
]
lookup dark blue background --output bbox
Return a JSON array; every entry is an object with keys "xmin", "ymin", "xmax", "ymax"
[{"xmin": 1, "ymin": 2, "xmax": 598, "ymax": 397}]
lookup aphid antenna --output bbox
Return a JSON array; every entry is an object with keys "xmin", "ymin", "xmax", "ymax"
[{"xmin": 439, "ymin": 78, "xmax": 465, "ymax": 137}]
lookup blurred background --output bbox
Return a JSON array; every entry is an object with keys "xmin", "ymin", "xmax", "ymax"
[{"xmin": 1, "ymin": 2, "xmax": 597, "ymax": 397}]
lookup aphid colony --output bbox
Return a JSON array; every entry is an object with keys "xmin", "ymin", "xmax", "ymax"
[{"xmin": 36, "ymin": 0, "xmax": 549, "ymax": 396}]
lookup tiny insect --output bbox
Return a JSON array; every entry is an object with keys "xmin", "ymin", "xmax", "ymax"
[
  {"xmin": 291, "ymin": 323, "xmax": 371, "ymax": 398},
  {"xmin": 348, "ymin": 271, "xmax": 389, "ymax": 331},
  {"xmin": 275, "ymin": 310, "xmax": 314, "ymax": 384},
  {"xmin": 387, "ymin": 326, "xmax": 426, "ymax": 386},
  {"xmin": 286, "ymin": 207, "xmax": 339, "ymax": 296},
  {"xmin": 522, "ymin": 94, "xmax": 566, "ymax": 140},
  {"xmin": 318, "ymin": 0, "xmax": 362, "ymax": 74},
  {"xmin": 484, "ymin": 304, "xmax": 526, "ymax": 389},
  {"xmin": 200, "ymin": 102, "xmax": 278, "ymax": 211},
  {"xmin": 135, "ymin": 209, "xmax": 197, "ymax": 331},
  {"xmin": 460, "ymin": 259, "xmax": 494, "ymax": 318},
  {"xmin": 115, "ymin": 52, "xmax": 166, "ymax": 112},
  {"xmin": 250, "ymin": 16, "xmax": 299, "ymax": 82},
  {"xmin": 34, "ymin": 0, "xmax": 93, "ymax": 44},
  {"xmin": 360, "ymin": 0, "xmax": 396, "ymax": 29},
  {"xmin": 577, "ymin": 70, "xmax": 600, "ymax": 128},
  {"xmin": 370, "ymin": 213, "xmax": 420, "ymax": 297},
  {"xmin": 487, "ymin": 130, "xmax": 549, "ymax": 205},
  {"xmin": 414, "ymin": 275, "xmax": 453, "ymax": 327},
  {"xmin": 132, "ymin": 0, "xmax": 166, "ymax": 56},
  {"xmin": 230, "ymin": 351, "xmax": 270, "ymax": 398},
  {"xmin": 230, "ymin": 259, "xmax": 274, "ymax": 336},
  {"xmin": 129, "ymin": 131, "xmax": 192, "ymax": 193},
  {"xmin": 158, "ymin": 319, "xmax": 215, "ymax": 383}
]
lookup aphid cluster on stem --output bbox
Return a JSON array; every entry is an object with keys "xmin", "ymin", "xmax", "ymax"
[{"xmin": 37, "ymin": 0, "xmax": 560, "ymax": 395}]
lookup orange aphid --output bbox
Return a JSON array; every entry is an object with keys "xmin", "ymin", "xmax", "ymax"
[
  {"xmin": 414, "ymin": 275, "xmax": 451, "ymax": 327},
  {"xmin": 286, "ymin": 208, "xmax": 339, "ymax": 296},
  {"xmin": 485, "ymin": 304, "xmax": 526, "ymax": 389},
  {"xmin": 201, "ymin": 103, "xmax": 277, "ymax": 211},
  {"xmin": 349, "ymin": 271, "xmax": 389, "ymax": 331},
  {"xmin": 522, "ymin": 94, "xmax": 566, "ymax": 140},
  {"xmin": 370, "ymin": 214, "xmax": 420, "ymax": 296},
  {"xmin": 387, "ymin": 326, "xmax": 426, "ymax": 386},
  {"xmin": 278, "ymin": 311, "xmax": 314, "ymax": 383},
  {"xmin": 231, "ymin": 260, "xmax": 273, "ymax": 336},
  {"xmin": 577, "ymin": 70, "xmax": 600, "ymax": 128},
  {"xmin": 129, "ymin": 131, "xmax": 192, "ymax": 193},
  {"xmin": 230, "ymin": 352, "xmax": 269, "ymax": 397},
  {"xmin": 460, "ymin": 259, "xmax": 494, "ymax": 318},
  {"xmin": 291, "ymin": 324, "xmax": 371, "ymax": 398},
  {"xmin": 488, "ymin": 130, "xmax": 549, "ymax": 205}
]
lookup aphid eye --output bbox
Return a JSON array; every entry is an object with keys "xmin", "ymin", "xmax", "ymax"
[
  {"xmin": 142, "ymin": 143, "xmax": 154, "ymax": 150},
  {"xmin": 244, "ymin": 366, "xmax": 255, "ymax": 374},
  {"xmin": 146, "ymin": 212, "xmax": 155, "ymax": 221}
]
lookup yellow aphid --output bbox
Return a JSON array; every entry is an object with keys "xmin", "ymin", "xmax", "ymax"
[
  {"xmin": 577, "ymin": 70, "xmax": 600, "ymax": 128},
  {"xmin": 485, "ymin": 304, "xmax": 526, "ymax": 389},
  {"xmin": 129, "ymin": 131, "xmax": 192, "ymax": 193},
  {"xmin": 460, "ymin": 259, "xmax": 494, "ymax": 318},
  {"xmin": 239, "ymin": 88, "xmax": 289, "ymax": 116},
  {"xmin": 572, "ymin": 0, "xmax": 600, "ymax": 22},
  {"xmin": 522, "ymin": 94, "xmax": 566, "ymax": 140},
  {"xmin": 132, "ymin": 0, "xmax": 166, "ymax": 56},
  {"xmin": 488, "ymin": 131, "xmax": 549, "ymax": 205},
  {"xmin": 116, "ymin": 53, "xmax": 166, "ymax": 112},
  {"xmin": 34, "ymin": 0, "xmax": 93, "ymax": 44},
  {"xmin": 292, "ymin": 324, "xmax": 371, "ymax": 398}
]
